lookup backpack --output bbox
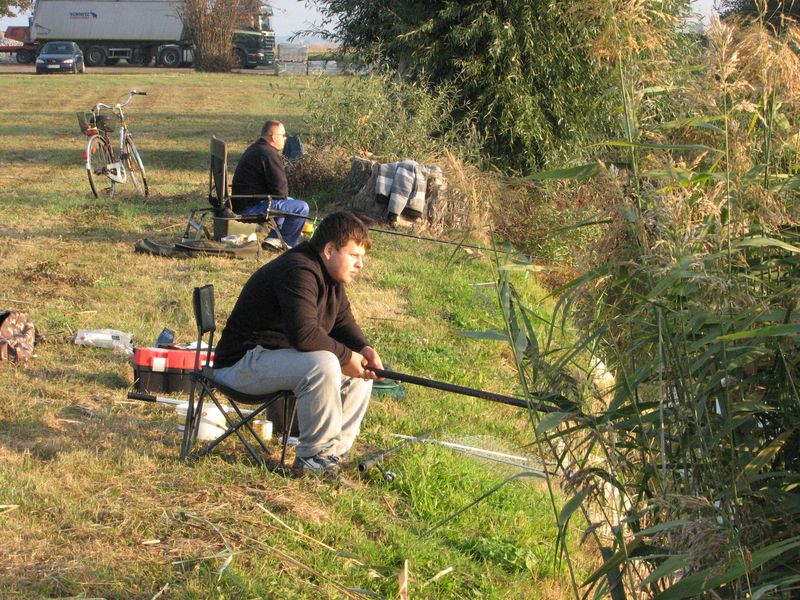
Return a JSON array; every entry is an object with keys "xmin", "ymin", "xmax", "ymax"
[
  {"xmin": 282, "ymin": 134, "xmax": 306, "ymax": 162},
  {"xmin": 0, "ymin": 310, "xmax": 37, "ymax": 362}
]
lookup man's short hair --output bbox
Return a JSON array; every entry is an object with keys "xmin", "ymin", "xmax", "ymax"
[
  {"xmin": 310, "ymin": 211, "xmax": 372, "ymax": 252},
  {"xmin": 261, "ymin": 119, "xmax": 283, "ymax": 137}
]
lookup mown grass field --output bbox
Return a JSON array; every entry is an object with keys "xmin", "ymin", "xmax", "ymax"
[{"xmin": 0, "ymin": 71, "xmax": 592, "ymax": 598}]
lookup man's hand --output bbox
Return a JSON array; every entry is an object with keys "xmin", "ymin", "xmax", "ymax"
[
  {"xmin": 342, "ymin": 346, "xmax": 383, "ymax": 379},
  {"xmin": 343, "ymin": 350, "xmax": 370, "ymax": 378},
  {"xmin": 360, "ymin": 346, "xmax": 384, "ymax": 379}
]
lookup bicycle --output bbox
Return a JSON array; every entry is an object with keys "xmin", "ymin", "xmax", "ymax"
[{"xmin": 77, "ymin": 89, "xmax": 149, "ymax": 198}]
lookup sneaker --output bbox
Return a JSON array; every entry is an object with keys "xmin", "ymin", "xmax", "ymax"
[
  {"xmin": 292, "ymin": 453, "xmax": 340, "ymax": 475},
  {"xmin": 261, "ymin": 237, "xmax": 289, "ymax": 251}
]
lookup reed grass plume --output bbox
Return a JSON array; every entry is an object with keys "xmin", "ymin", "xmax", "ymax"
[{"xmin": 501, "ymin": 5, "xmax": 800, "ymax": 597}]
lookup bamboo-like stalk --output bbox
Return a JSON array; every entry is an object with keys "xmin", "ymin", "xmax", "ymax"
[{"xmin": 494, "ymin": 4, "xmax": 800, "ymax": 598}]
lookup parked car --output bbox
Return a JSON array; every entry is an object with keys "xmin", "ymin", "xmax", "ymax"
[{"xmin": 35, "ymin": 41, "xmax": 85, "ymax": 74}]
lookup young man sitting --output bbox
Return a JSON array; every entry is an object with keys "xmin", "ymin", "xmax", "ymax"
[{"xmin": 211, "ymin": 211, "xmax": 383, "ymax": 474}]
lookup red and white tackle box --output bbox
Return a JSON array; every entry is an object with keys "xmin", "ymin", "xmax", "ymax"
[{"xmin": 132, "ymin": 347, "xmax": 214, "ymax": 395}]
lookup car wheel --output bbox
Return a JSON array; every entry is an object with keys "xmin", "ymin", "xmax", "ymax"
[{"xmin": 79, "ymin": 60, "xmax": 86, "ymax": 73}]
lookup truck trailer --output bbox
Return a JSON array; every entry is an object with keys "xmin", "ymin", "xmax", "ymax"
[{"xmin": 10, "ymin": 0, "xmax": 275, "ymax": 68}]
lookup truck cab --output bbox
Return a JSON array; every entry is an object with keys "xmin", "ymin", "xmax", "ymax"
[{"xmin": 232, "ymin": 5, "xmax": 274, "ymax": 68}]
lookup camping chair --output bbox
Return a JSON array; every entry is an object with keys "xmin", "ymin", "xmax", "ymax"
[
  {"xmin": 180, "ymin": 284, "xmax": 297, "ymax": 470},
  {"xmin": 182, "ymin": 136, "xmax": 297, "ymax": 247}
]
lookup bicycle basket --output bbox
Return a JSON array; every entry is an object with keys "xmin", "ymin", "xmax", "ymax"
[
  {"xmin": 76, "ymin": 111, "xmax": 98, "ymax": 136},
  {"xmin": 94, "ymin": 113, "xmax": 120, "ymax": 133},
  {"xmin": 77, "ymin": 111, "xmax": 119, "ymax": 135}
]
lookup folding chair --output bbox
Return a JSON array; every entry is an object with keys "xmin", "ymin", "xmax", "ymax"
[
  {"xmin": 182, "ymin": 136, "xmax": 297, "ymax": 248},
  {"xmin": 180, "ymin": 284, "xmax": 297, "ymax": 469}
]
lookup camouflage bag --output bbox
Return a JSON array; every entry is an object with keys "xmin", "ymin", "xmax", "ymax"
[{"xmin": 0, "ymin": 310, "xmax": 37, "ymax": 362}]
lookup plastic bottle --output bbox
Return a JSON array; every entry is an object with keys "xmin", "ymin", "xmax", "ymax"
[
  {"xmin": 220, "ymin": 233, "xmax": 258, "ymax": 245},
  {"xmin": 74, "ymin": 329, "xmax": 134, "ymax": 356}
]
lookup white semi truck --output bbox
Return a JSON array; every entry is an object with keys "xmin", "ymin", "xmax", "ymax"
[{"xmin": 19, "ymin": 0, "xmax": 275, "ymax": 68}]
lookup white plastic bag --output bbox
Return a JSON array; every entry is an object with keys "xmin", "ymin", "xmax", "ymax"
[{"xmin": 74, "ymin": 329, "xmax": 134, "ymax": 356}]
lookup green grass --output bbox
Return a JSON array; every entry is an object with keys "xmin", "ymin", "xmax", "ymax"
[{"xmin": 0, "ymin": 71, "xmax": 590, "ymax": 598}]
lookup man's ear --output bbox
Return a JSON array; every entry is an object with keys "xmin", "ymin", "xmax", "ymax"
[{"xmin": 322, "ymin": 241, "xmax": 335, "ymax": 260}]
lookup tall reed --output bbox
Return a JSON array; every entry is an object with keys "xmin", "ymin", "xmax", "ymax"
[{"xmin": 502, "ymin": 3, "xmax": 800, "ymax": 597}]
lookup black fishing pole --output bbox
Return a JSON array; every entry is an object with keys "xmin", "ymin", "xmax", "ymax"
[{"xmin": 368, "ymin": 368, "xmax": 572, "ymax": 414}]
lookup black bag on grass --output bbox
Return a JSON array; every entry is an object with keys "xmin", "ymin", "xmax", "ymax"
[{"xmin": 134, "ymin": 239, "xmax": 260, "ymax": 260}]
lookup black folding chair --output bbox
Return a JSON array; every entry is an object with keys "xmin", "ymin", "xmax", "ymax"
[
  {"xmin": 180, "ymin": 284, "xmax": 297, "ymax": 469},
  {"xmin": 182, "ymin": 136, "xmax": 297, "ymax": 247}
]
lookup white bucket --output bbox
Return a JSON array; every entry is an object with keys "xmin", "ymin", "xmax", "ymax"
[
  {"xmin": 175, "ymin": 403, "xmax": 227, "ymax": 441},
  {"xmin": 175, "ymin": 403, "xmax": 272, "ymax": 442}
]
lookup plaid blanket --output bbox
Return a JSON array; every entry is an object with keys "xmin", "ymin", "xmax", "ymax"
[{"xmin": 375, "ymin": 160, "xmax": 429, "ymax": 217}]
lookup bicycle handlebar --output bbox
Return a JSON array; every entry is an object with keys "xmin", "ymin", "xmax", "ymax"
[{"xmin": 92, "ymin": 89, "xmax": 147, "ymax": 113}]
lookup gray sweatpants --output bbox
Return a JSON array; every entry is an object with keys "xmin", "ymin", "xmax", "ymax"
[{"xmin": 211, "ymin": 346, "xmax": 372, "ymax": 458}]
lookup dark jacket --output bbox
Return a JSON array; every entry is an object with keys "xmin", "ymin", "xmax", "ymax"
[
  {"xmin": 231, "ymin": 138, "xmax": 288, "ymax": 212},
  {"xmin": 213, "ymin": 242, "xmax": 370, "ymax": 369}
]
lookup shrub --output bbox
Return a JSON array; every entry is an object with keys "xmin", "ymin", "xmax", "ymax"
[
  {"xmin": 303, "ymin": 72, "xmax": 479, "ymax": 164},
  {"xmin": 285, "ymin": 142, "xmax": 351, "ymax": 208}
]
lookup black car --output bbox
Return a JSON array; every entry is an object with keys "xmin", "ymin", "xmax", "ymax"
[{"xmin": 35, "ymin": 41, "xmax": 85, "ymax": 74}]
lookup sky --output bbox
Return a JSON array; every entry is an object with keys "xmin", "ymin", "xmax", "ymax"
[
  {"xmin": 270, "ymin": 0, "xmax": 327, "ymax": 41},
  {"xmin": 1, "ymin": 1, "xmax": 720, "ymax": 42}
]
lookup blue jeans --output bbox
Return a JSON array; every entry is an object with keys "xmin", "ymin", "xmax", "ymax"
[{"xmin": 240, "ymin": 197, "xmax": 309, "ymax": 247}]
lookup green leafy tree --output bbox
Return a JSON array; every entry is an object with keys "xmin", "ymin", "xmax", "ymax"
[
  {"xmin": 0, "ymin": 0, "xmax": 32, "ymax": 19},
  {"xmin": 313, "ymin": 0, "xmax": 689, "ymax": 171}
]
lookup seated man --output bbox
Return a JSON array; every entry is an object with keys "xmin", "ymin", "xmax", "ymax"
[
  {"xmin": 211, "ymin": 211, "xmax": 383, "ymax": 474},
  {"xmin": 231, "ymin": 119, "xmax": 310, "ymax": 249}
]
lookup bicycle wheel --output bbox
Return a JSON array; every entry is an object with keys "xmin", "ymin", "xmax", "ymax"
[
  {"xmin": 85, "ymin": 135, "xmax": 116, "ymax": 198},
  {"xmin": 124, "ymin": 135, "xmax": 149, "ymax": 197}
]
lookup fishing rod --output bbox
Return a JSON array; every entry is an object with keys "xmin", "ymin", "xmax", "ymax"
[
  {"xmin": 367, "ymin": 368, "xmax": 573, "ymax": 414},
  {"xmin": 359, "ymin": 430, "xmax": 549, "ymax": 479},
  {"xmin": 300, "ymin": 208, "xmax": 564, "ymax": 265},
  {"xmin": 358, "ymin": 428, "xmax": 440, "ymax": 481},
  {"xmin": 389, "ymin": 433, "xmax": 538, "ymax": 468},
  {"xmin": 367, "ymin": 227, "xmax": 536, "ymax": 259}
]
